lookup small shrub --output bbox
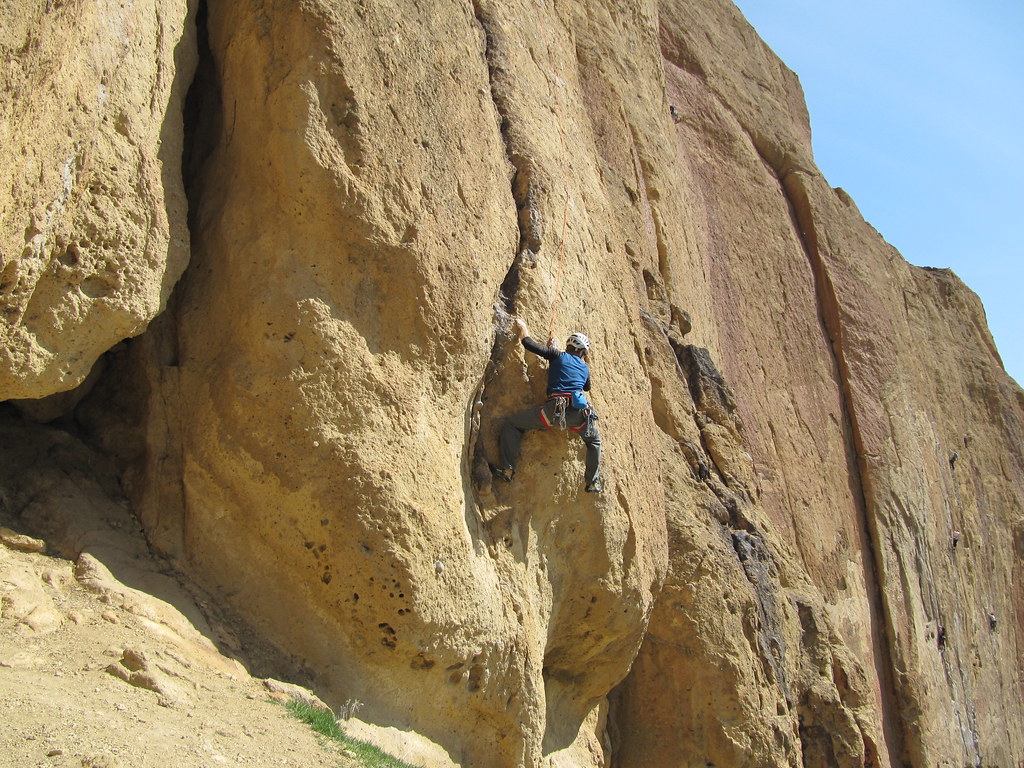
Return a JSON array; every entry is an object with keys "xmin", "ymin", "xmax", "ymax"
[{"xmin": 284, "ymin": 699, "xmax": 419, "ymax": 768}]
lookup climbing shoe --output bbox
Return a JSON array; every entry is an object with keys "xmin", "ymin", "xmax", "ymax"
[
  {"xmin": 490, "ymin": 463, "xmax": 515, "ymax": 483},
  {"xmin": 585, "ymin": 479, "xmax": 603, "ymax": 493}
]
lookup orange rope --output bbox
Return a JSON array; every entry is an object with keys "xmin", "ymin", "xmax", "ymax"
[
  {"xmin": 534, "ymin": 0, "xmax": 571, "ymax": 343},
  {"xmin": 548, "ymin": 183, "xmax": 570, "ymax": 341}
]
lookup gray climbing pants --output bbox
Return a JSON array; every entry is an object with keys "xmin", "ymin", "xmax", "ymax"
[{"xmin": 499, "ymin": 399, "xmax": 601, "ymax": 485}]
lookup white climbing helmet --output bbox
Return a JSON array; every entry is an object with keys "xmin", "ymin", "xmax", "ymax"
[{"xmin": 566, "ymin": 332, "xmax": 590, "ymax": 353}]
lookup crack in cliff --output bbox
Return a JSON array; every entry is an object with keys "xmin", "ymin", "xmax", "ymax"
[
  {"xmin": 466, "ymin": 1, "xmax": 547, "ymax": 501},
  {"xmin": 765, "ymin": 156, "xmax": 907, "ymax": 766},
  {"xmin": 628, "ymin": 127, "xmax": 744, "ymax": 509},
  {"xmin": 638, "ymin": 306, "xmax": 799, "ymax": 720},
  {"xmin": 181, "ymin": 0, "xmax": 220, "ymax": 234},
  {"xmin": 673, "ymin": 341, "xmax": 796, "ymax": 706},
  {"xmin": 732, "ymin": 528, "xmax": 792, "ymax": 705},
  {"xmin": 667, "ymin": 328, "xmax": 751, "ymax": 505},
  {"xmin": 473, "ymin": 0, "xmax": 543, "ymax": 259}
]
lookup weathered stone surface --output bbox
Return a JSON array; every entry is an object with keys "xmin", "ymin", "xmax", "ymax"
[
  {"xmin": 344, "ymin": 718, "xmax": 462, "ymax": 768},
  {"xmin": 105, "ymin": 646, "xmax": 192, "ymax": 707},
  {"xmin": 125, "ymin": 3, "xmax": 669, "ymax": 764},
  {"xmin": 262, "ymin": 678, "xmax": 332, "ymax": 714},
  {"xmin": 608, "ymin": 4, "xmax": 1024, "ymax": 766},
  {"xmin": 0, "ymin": 0, "xmax": 196, "ymax": 399},
  {"xmin": 1, "ymin": 0, "xmax": 1022, "ymax": 767},
  {"xmin": 0, "ymin": 562, "xmax": 64, "ymax": 633},
  {"xmin": 0, "ymin": 527, "xmax": 45, "ymax": 554}
]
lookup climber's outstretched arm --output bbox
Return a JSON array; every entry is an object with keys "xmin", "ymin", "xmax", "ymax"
[{"xmin": 515, "ymin": 319, "xmax": 560, "ymax": 361}]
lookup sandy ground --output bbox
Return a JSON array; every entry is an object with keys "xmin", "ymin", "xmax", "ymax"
[{"xmin": 0, "ymin": 534, "xmax": 357, "ymax": 768}]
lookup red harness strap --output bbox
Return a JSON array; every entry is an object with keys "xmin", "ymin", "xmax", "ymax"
[
  {"xmin": 542, "ymin": 393, "xmax": 573, "ymax": 430},
  {"xmin": 539, "ymin": 406, "xmax": 553, "ymax": 429}
]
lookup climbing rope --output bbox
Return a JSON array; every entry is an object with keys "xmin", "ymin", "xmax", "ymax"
[
  {"xmin": 532, "ymin": 0, "xmax": 572, "ymax": 342},
  {"xmin": 548, "ymin": 177, "xmax": 571, "ymax": 342}
]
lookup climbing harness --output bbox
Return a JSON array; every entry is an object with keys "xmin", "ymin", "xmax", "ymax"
[
  {"xmin": 545, "ymin": 393, "xmax": 570, "ymax": 430},
  {"xmin": 543, "ymin": 392, "xmax": 598, "ymax": 438},
  {"xmin": 553, "ymin": 396, "xmax": 568, "ymax": 430}
]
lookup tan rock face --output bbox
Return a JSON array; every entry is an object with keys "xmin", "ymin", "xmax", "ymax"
[
  {"xmin": 2, "ymin": 0, "xmax": 1022, "ymax": 767},
  {"xmin": 146, "ymin": 4, "xmax": 669, "ymax": 764},
  {"xmin": 0, "ymin": 0, "xmax": 195, "ymax": 398}
]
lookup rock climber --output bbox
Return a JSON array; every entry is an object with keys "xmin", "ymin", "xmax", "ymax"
[{"xmin": 493, "ymin": 317, "xmax": 602, "ymax": 493}]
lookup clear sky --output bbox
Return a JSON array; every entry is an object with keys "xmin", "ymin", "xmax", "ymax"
[{"xmin": 730, "ymin": 0, "xmax": 1023, "ymax": 386}]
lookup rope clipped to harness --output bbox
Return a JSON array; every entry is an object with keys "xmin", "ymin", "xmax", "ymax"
[{"xmin": 552, "ymin": 396, "xmax": 568, "ymax": 430}]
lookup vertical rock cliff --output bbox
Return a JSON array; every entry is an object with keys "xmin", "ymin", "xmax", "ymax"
[{"xmin": 2, "ymin": 1, "xmax": 1022, "ymax": 766}]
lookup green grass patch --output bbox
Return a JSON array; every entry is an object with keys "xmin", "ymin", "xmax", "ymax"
[{"xmin": 284, "ymin": 699, "xmax": 419, "ymax": 768}]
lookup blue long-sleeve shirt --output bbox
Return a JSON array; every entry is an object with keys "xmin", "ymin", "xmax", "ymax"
[{"xmin": 522, "ymin": 337, "xmax": 591, "ymax": 397}]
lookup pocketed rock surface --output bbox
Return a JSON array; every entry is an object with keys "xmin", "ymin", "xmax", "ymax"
[
  {"xmin": 0, "ymin": 0, "xmax": 195, "ymax": 398},
  {"xmin": 1, "ymin": 1, "xmax": 1022, "ymax": 767}
]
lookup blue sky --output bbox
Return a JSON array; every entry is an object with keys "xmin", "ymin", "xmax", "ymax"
[{"xmin": 730, "ymin": 0, "xmax": 1023, "ymax": 385}]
